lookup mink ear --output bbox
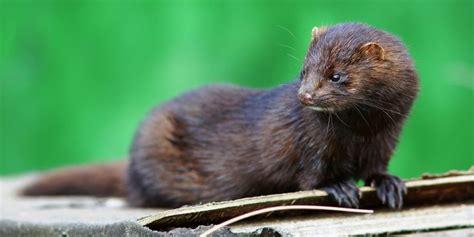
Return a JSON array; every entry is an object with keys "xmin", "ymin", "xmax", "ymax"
[
  {"xmin": 311, "ymin": 26, "xmax": 327, "ymax": 42},
  {"xmin": 360, "ymin": 42, "xmax": 385, "ymax": 60}
]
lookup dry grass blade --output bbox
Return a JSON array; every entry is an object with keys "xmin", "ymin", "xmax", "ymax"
[{"xmin": 199, "ymin": 205, "xmax": 373, "ymax": 237}]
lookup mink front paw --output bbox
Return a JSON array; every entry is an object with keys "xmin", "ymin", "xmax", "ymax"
[
  {"xmin": 369, "ymin": 174, "xmax": 407, "ymax": 209},
  {"xmin": 322, "ymin": 181, "xmax": 360, "ymax": 208}
]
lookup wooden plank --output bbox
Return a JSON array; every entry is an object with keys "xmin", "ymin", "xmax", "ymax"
[
  {"xmin": 401, "ymin": 228, "xmax": 474, "ymax": 236},
  {"xmin": 231, "ymin": 203, "xmax": 474, "ymax": 236},
  {"xmin": 137, "ymin": 172, "xmax": 474, "ymax": 231}
]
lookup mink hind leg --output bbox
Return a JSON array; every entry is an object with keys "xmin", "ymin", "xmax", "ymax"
[
  {"xmin": 127, "ymin": 148, "xmax": 213, "ymax": 208},
  {"xmin": 126, "ymin": 157, "xmax": 181, "ymax": 208},
  {"xmin": 126, "ymin": 110, "xmax": 208, "ymax": 208}
]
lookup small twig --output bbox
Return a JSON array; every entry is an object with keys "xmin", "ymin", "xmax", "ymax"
[{"xmin": 199, "ymin": 205, "xmax": 373, "ymax": 237}]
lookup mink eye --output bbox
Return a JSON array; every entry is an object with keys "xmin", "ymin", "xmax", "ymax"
[
  {"xmin": 330, "ymin": 74, "xmax": 342, "ymax": 83},
  {"xmin": 299, "ymin": 69, "xmax": 307, "ymax": 80}
]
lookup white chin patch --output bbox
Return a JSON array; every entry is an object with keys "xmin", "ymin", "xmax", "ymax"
[{"xmin": 308, "ymin": 106, "xmax": 333, "ymax": 112}]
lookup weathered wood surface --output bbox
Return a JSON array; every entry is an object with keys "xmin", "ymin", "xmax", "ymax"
[
  {"xmin": 420, "ymin": 166, "xmax": 474, "ymax": 179},
  {"xmin": 232, "ymin": 203, "xmax": 474, "ymax": 236},
  {"xmin": 138, "ymin": 171, "xmax": 474, "ymax": 231}
]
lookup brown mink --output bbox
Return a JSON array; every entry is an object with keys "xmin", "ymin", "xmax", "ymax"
[{"xmin": 22, "ymin": 23, "xmax": 419, "ymax": 209}]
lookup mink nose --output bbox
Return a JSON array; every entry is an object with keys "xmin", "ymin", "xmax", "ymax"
[{"xmin": 299, "ymin": 93, "xmax": 315, "ymax": 106}]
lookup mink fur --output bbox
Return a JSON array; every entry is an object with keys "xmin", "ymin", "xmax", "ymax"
[
  {"xmin": 127, "ymin": 23, "xmax": 419, "ymax": 208},
  {"xmin": 22, "ymin": 23, "xmax": 419, "ymax": 209}
]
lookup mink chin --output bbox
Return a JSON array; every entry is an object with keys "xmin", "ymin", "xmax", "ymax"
[{"xmin": 21, "ymin": 23, "xmax": 419, "ymax": 209}]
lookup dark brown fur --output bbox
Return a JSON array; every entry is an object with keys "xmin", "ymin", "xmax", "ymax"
[
  {"xmin": 22, "ymin": 23, "xmax": 419, "ymax": 209},
  {"xmin": 22, "ymin": 161, "xmax": 127, "ymax": 197}
]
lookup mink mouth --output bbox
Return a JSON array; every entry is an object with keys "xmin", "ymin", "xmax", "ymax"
[
  {"xmin": 305, "ymin": 97, "xmax": 338, "ymax": 112},
  {"xmin": 307, "ymin": 105, "xmax": 335, "ymax": 112}
]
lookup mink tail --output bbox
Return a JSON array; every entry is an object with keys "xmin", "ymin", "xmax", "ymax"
[{"xmin": 20, "ymin": 161, "xmax": 127, "ymax": 197}]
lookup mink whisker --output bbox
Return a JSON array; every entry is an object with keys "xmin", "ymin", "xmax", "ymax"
[
  {"xmin": 353, "ymin": 103, "xmax": 371, "ymax": 129},
  {"xmin": 279, "ymin": 43, "xmax": 296, "ymax": 51},
  {"xmin": 333, "ymin": 111, "xmax": 351, "ymax": 128},
  {"xmin": 276, "ymin": 25, "xmax": 297, "ymax": 40}
]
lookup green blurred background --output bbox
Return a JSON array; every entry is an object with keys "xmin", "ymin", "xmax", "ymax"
[{"xmin": 1, "ymin": 0, "xmax": 473, "ymax": 178}]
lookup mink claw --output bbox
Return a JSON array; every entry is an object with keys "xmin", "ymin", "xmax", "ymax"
[
  {"xmin": 371, "ymin": 174, "xmax": 406, "ymax": 209},
  {"xmin": 322, "ymin": 181, "xmax": 360, "ymax": 208}
]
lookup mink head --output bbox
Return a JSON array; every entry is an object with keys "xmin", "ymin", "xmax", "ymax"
[{"xmin": 297, "ymin": 23, "xmax": 418, "ymax": 113}]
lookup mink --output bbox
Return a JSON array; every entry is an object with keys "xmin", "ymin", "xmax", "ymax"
[{"xmin": 22, "ymin": 23, "xmax": 419, "ymax": 209}]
